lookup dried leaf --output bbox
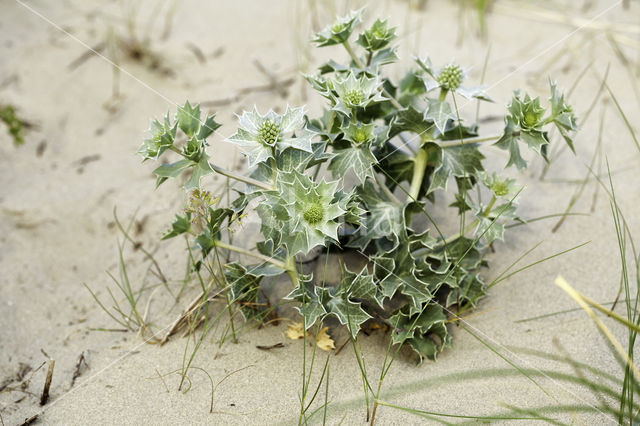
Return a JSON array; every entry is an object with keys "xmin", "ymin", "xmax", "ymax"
[
  {"xmin": 285, "ymin": 322, "xmax": 308, "ymax": 340},
  {"xmin": 316, "ymin": 327, "xmax": 335, "ymax": 351}
]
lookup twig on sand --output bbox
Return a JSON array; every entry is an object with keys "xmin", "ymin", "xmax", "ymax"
[
  {"xmin": 39, "ymin": 350, "xmax": 55, "ymax": 406},
  {"xmin": 159, "ymin": 285, "xmax": 230, "ymax": 345},
  {"xmin": 70, "ymin": 352, "xmax": 89, "ymax": 388},
  {"xmin": 19, "ymin": 414, "xmax": 38, "ymax": 426}
]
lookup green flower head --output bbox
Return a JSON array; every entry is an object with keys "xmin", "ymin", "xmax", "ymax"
[
  {"xmin": 138, "ymin": 112, "xmax": 177, "ymax": 160},
  {"xmin": 342, "ymin": 121, "xmax": 375, "ymax": 145},
  {"xmin": 259, "ymin": 170, "xmax": 345, "ymax": 256},
  {"xmin": 480, "ymin": 171, "xmax": 516, "ymax": 198},
  {"xmin": 508, "ymin": 93, "xmax": 546, "ymax": 131},
  {"xmin": 226, "ymin": 106, "xmax": 316, "ymax": 168},
  {"xmin": 313, "ymin": 9, "xmax": 363, "ymax": 47},
  {"xmin": 332, "ymin": 72, "xmax": 386, "ymax": 115},
  {"xmin": 437, "ymin": 64, "xmax": 464, "ymax": 91},
  {"xmin": 415, "ymin": 57, "xmax": 492, "ymax": 102},
  {"xmin": 357, "ymin": 18, "xmax": 397, "ymax": 51}
]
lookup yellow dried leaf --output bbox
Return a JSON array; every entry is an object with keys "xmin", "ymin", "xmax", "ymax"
[
  {"xmin": 316, "ymin": 327, "xmax": 335, "ymax": 351},
  {"xmin": 285, "ymin": 322, "xmax": 308, "ymax": 340}
]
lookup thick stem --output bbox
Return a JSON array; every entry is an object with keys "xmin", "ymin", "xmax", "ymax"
[
  {"xmin": 286, "ymin": 256, "xmax": 300, "ymax": 288},
  {"xmin": 373, "ymin": 173, "xmax": 401, "ymax": 206},
  {"xmin": 214, "ymin": 240, "xmax": 287, "ymax": 270},
  {"xmin": 438, "ymin": 133, "xmax": 502, "ymax": 148},
  {"xmin": 408, "ymin": 147, "xmax": 428, "ymax": 200},
  {"xmin": 483, "ymin": 195, "xmax": 497, "ymax": 217}
]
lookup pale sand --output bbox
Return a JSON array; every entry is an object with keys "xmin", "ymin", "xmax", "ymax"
[{"xmin": 1, "ymin": 0, "xmax": 640, "ymax": 424}]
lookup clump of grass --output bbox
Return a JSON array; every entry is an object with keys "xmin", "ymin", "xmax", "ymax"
[{"xmin": 0, "ymin": 104, "xmax": 26, "ymax": 146}]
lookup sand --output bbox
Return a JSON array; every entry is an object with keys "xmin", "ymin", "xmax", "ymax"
[{"xmin": 1, "ymin": 0, "xmax": 640, "ymax": 424}]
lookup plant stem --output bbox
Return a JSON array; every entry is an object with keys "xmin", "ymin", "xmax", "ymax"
[
  {"xmin": 483, "ymin": 195, "xmax": 497, "ymax": 217},
  {"xmin": 438, "ymin": 133, "xmax": 502, "ymax": 148},
  {"xmin": 169, "ymin": 145, "xmax": 273, "ymax": 191},
  {"xmin": 408, "ymin": 146, "xmax": 428, "ymax": 200},
  {"xmin": 286, "ymin": 256, "xmax": 300, "ymax": 288},
  {"xmin": 341, "ymin": 41, "xmax": 403, "ymax": 110},
  {"xmin": 210, "ymin": 163, "xmax": 273, "ymax": 191},
  {"xmin": 213, "ymin": 240, "xmax": 287, "ymax": 269},
  {"xmin": 373, "ymin": 172, "xmax": 401, "ymax": 206}
]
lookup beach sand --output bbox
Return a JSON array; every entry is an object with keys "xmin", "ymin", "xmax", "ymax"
[{"xmin": 1, "ymin": 0, "xmax": 640, "ymax": 424}]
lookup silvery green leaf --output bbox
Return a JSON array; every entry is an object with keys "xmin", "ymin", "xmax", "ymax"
[
  {"xmin": 317, "ymin": 59, "xmax": 350, "ymax": 74},
  {"xmin": 429, "ymin": 143, "xmax": 485, "ymax": 193},
  {"xmin": 549, "ymin": 79, "xmax": 577, "ymax": 153},
  {"xmin": 279, "ymin": 127, "xmax": 315, "ymax": 153},
  {"xmin": 520, "ymin": 129, "xmax": 549, "ymax": 156},
  {"xmin": 185, "ymin": 152, "xmax": 214, "ymax": 190},
  {"xmin": 162, "ymin": 212, "xmax": 191, "ymax": 240},
  {"xmin": 348, "ymin": 180, "xmax": 404, "ymax": 250},
  {"xmin": 425, "ymin": 98, "xmax": 454, "ymax": 134},
  {"xmin": 368, "ymin": 47, "xmax": 399, "ymax": 68},
  {"xmin": 152, "ymin": 159, "xmax": 193, "ymax": 188},
  {"xmin": 197, "ymin": 114, "xmax": 222, "ymax": 140},
  {"xmin": 475, "ymin": 216, "xmax": 505, "ymax": 244},
  {"xmin": 328, "ymin": 144, "xmax": 376, "ymax": 184},
  {"xmin": 420, "ymin": 77, "xmax": 441, "ymax": 92},
  {"xmin": 389, "ymin": 304, "xmax": 447, "ymax": 345},
  {"xmin": 340, "ymin": 266, "xmax": 384, "ymax": 308},
  {"xmin": 225, "ymin": 262, "xmax": 264, "ymax": 321},
  {"xmin": 456, "ymin": 85, "xmax": 493, "ymax": 102},
  {"xmin": 414, "ymin": 56, "xmax": 436, "ymax": 78},
  {"xmin": 280, "ymin": 106, "xmax": 305, "ymax": 133},
  {"xmin": 392, "ymin": 105, "xmax": 434, "ymax": 137},
  {"xmin": 374, "ymin": 240, "xmax": 432, "ymax": 309},
  {"xmin": 324, "ymin": 293, "xmax": 371, "ymax": 338},
  {"xmin": 176, "ymin": 101, "xmax": 201, "ymax": 137},
  {"xmin": 494, "ymin": 117, "xmax": 527, "ymax": 169}
]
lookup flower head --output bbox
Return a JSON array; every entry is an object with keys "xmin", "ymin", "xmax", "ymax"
[
  {"xmin": 138, "ymin": 112, "xmax": 177, "ymax": 160},
  {"xmin": 415, "ymin": 57, "xmax": 493, "ymax": 102},
  {"xmin": 437, "ymin": 64, "xmax": 464, "ymax": 91},
  {"xmin": 331, "ymin": 72, "xmax": 387, "ymax": 115},
  {"xmin": 508, "ymin": 93, "xmax": 546, "ymax": 131},
  {"xmin": 226, "ymin": 106, "xmax": 316, "ymax": 168},
  {"xmin": 479, "ymin": 171, "xmax": 516, "ymax": 199},
  {"xmin": 313, "ymin": 9, "xmax": 363, "ymax": 47},
  {"xmin": 357, "ymin": 18, "xmax": 397, "ymax": 51},
  {"xmin": 257, "ymin": 170, "xmax": 345, "ymax": 256}
]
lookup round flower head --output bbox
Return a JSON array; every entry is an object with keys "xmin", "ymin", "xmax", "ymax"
[
  {"xmin": 332, "ymin": 72, "xmax": 386, "ymax": 115},
  {"xmin": 226, "ymin": 106, "xmax": 316, "ymax": 168},
  {"xmin": 258, "ymin": 170, "xmax": 345, "ymax": 256},
  {"xmin": 437, "ymin": 64, "xmax": 464, "ymax": 91}
]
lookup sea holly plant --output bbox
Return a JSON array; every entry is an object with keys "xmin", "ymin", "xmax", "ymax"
[{"xmin": 136, "ymin": 12, "xmax": 578, "ymax": 363}]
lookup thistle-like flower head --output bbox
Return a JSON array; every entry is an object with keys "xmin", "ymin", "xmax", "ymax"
[
  {"xmin": 357, "ymin": 18, "xmax": 397, "ymax": 52},
  {"xmin": 342, "ymin": 121, "xmax": 375, "ymax": 145},
  {"xmin": 138, "ymin": 112, "xmax": 177, "ymax": 160},
  {"xmin": 437, "ymin": 64, "xmax": 464, "ymax": 91},
  {"xmin": 331, "ymin": 72, "xmax": 386, "ymax": 115},
  {"xmin": 226, "ymin": 106, "xmax": 316, "ymax": 168},
  {"xmin": 313, "ymin": 9, "xmax": 363, "ymax": 47},
  {"xmin": 508, "ymin": 93, "xmax": 546, "ymax": 131},
  {"xmin": 258, "ymin": 170, "xmax": 345, "ymax": 256},
  {"xmin": 479, "ymin": 171, "xmax": 517, "ymax": 199}
]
